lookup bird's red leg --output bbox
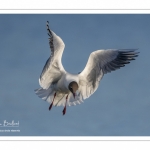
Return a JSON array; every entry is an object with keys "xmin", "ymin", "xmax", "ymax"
[
  {"xmin": 62, "ymin": 95, "xmax": 68, "ymax": 115},
  {"xmin": 49, "ymin": 92, "xmax": 56, "ymax": 110}
]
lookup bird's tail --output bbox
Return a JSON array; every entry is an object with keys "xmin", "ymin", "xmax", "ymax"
[
  {"xmin": 34, "ymin": 87, "xmax": 55, "ymax": 103},
  {"xmin": 35, "ymin": 87, "xmax": 84, "ymax": 107}
]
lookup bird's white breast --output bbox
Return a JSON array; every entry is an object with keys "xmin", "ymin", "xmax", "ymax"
[{"xmin": 55, "ymin": 73, "xmax": 79, "ymax": 93}]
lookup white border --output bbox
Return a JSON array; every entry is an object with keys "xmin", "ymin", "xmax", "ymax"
[
  {"xmin": 0, "ymin": 0, "xmax": 150, "ymax": 10},
  {"xmin": 0, "ymin": 9, "xmax": 150, "ymax": 14},
  {"xmin": 0, "ymin": 136, "xmax": 150, "ymax": 141},
  {"xmin": 0, "ymin": 1, "xmax": 150, "ymax": 143}
]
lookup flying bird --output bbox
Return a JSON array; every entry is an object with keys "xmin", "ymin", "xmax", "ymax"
[{"xmin": 35, "ymin": 21, "xmax": 139, "ymax": 115}]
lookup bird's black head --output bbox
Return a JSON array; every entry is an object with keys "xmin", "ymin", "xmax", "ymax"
[{"xmin": 68, "ymin": 81, "xmax": 79, "ymax": 98}]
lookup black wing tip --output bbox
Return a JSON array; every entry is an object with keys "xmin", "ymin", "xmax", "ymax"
[
  {"xmin": 46, "ymin": 21, "xmax": 49, "ymax": 28},
  {"xmin": 103, "ymin": 49, "xmax": 139, "ymax": 74},
  {"xmin": 46, "ymin": 21, "xmax": 53, "ymax": 38},
  {"xmin": 119, "ymin": 49, "xmax": 140, "ymax": 54},
  {"xmin": 118, "ymin": 48, "xmax": 139, "ymax": 51},
  {"xmin": 119, "ymin": 49, "xmax": 140, "ymax": 59}
]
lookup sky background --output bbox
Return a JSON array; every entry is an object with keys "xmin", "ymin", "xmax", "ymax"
[{"xmin": 0, "ymin": 14, "xmax": 149, "ymax": 136}]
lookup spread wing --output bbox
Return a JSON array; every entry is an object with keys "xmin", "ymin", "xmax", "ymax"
[
  {"xmin": 39, "ymin": 21, "xmax": 66, "ymax": 89},
  {"xmin": 78, "ymin": 49, "xmax": 139, "ymax": 99}
]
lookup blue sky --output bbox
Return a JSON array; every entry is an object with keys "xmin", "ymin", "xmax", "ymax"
[{"xmin": 0, "ymin": 14, "xmax": 149, "ymax": 136}]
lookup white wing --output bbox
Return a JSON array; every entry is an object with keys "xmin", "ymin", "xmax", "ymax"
[
  {"xmin": 39, "ymin": 21, "xmax": 66, "ymax": 89},
  {"xmin": 78, "ymin": 49, "xmax": 139, "ymax": 99}
]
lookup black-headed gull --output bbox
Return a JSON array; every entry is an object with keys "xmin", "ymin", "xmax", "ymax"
[{"xmin": 35, "ymin": 21, "xmax": 139, "ymax": 115}]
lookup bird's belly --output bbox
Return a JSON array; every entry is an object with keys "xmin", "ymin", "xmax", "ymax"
[{"xmin": 54, "ymin": 80, "xmax": 69, "ymax": 94}]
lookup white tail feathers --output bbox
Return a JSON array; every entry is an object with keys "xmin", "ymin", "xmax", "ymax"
[{"xmin": 35, "ymin": 88, "xmax": 84, "ymax": 107}]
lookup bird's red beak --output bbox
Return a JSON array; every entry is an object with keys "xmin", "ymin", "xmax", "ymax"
[{"xmin": 73, "ymin": 93, "xmax": 75, "ymax": 99}]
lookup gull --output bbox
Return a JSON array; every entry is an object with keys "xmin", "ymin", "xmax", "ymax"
[{"xmin": 35, "ymin": 21, "xmax": 139, "ymax": 115}]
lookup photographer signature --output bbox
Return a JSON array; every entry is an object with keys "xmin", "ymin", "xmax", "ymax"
[{"xmin": 0, "ymin": 120, "xmax": 19, "ymax": 127}]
